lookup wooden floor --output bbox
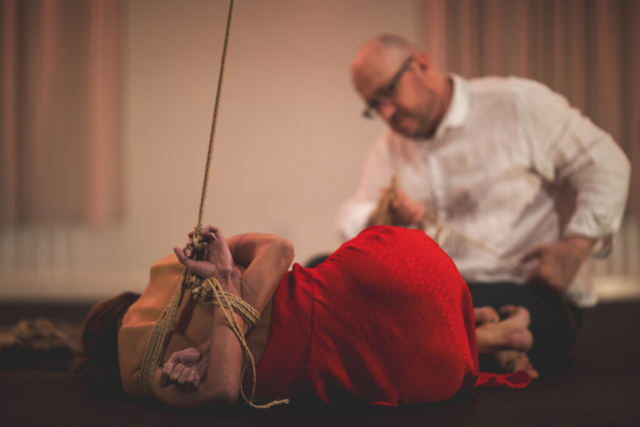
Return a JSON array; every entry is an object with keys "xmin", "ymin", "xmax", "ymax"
[{"xmin": 1, "ymin": 301, "xmax": 639, "ymax": 426}]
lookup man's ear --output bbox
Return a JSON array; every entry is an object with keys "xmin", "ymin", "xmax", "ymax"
[{"xmin": 413, "ymin": 52, "xmax": 431, "ymax": 73}]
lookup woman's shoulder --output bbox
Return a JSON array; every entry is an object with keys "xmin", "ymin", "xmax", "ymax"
[
  {"xmin": 118, "ymin": 322, "xmax": 153, "ymax": 397},
  {"xmin": 150, "ymin": 253, "xmax": 185, "ymax": 279}
]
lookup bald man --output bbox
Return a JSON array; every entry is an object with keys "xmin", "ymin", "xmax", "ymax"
[{"xmin": 337, "ymin": 35, "xmax": 631, "ymax": 373}]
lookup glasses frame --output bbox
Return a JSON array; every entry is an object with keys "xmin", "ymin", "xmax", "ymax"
[{"xmin": 362, "ymin": 56, "xmax": 414, "ymax": 119}]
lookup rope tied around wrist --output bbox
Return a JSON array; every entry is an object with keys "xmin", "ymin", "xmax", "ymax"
[
  {"xmin": 138, "ymin": 0, "xmax": 288, "ymax": 409},
  {"xmin": 139, "ymin": 230, "xmax": 288, "ymax": 409},
  {"xmin": 185, "ymin": 273, "xmax": 260, "ymax": 328}
]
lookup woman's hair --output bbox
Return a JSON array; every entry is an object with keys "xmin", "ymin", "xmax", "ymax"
[{"xmin": 72, "ymin": 292, "xmax": 140, "ymax": 395}]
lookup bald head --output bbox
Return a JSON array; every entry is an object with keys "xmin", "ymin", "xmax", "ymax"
[
  {"xmin": 350, "ymin": 34, "xmax": 452, "ymax": 139},
  {"xmin": 351, "ymin": 35, "xmax": 421, "ymax": 96}
]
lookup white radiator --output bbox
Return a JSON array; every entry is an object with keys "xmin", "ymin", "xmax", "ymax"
[{"xmin": 0, "ymin": 219, "xmax": 638, "ymax": 301}]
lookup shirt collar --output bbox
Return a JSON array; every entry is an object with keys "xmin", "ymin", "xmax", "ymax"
[{"xmin": 432, "ymin": 74, "xmax": 469, "ymax": 140}]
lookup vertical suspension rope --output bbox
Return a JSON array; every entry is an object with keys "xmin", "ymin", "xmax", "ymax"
[
  {"xmin": 196, "ymin": 0, "xmax": 235, "ymax": 232},
  {"xmin": 139, "ymin": 0, "xmax": 289, "ymax": 408},
  {"xmin": 139, "ymin": 0, "xmax": 236, "ymax": 399}
]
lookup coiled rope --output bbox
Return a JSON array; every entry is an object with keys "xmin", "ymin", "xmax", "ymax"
[
  {"xmin": 138, "ymin": 0, "xmax": 288, "ymax": 408},
  {"xmin": 372, "ymin": 175, "xmax": 521, "ymax": 270}
]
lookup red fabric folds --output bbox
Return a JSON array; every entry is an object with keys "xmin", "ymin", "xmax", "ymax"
[
  {"xmin": 255, "ymin": 226, "xmax": 530, "ymax": 405},
  {"xmin": 472, "ymin": 371, "xmax": 532, "ymax": 389}
]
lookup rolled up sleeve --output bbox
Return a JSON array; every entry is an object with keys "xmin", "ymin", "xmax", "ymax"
[{"xmin": 518, "ymin": 81, "xmax": 631, "ymax": 253}]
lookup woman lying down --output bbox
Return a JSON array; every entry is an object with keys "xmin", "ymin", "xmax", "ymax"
[{"xmin": 76, "ymin": 225, "xmax": 533, "ymax": 408}]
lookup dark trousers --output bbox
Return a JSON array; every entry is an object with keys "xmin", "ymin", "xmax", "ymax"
[{"xmin": 467, "ymin": 282, "xmax": 583, "ymax": 373}]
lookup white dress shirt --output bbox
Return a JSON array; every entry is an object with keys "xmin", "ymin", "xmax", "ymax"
[{"xmin": 337, "ymin": 75, "xmax": 631, "ymax": 307}]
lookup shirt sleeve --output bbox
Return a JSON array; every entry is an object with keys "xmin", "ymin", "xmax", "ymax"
[
  {"xmin": 516, "ymin": 80, "xmax": 631, "ymax": 252},
  {"xmin": 335, "ymin": 133, "xmax": 397, "ymax": 241}
]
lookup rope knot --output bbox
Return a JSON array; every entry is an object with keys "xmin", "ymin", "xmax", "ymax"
[
  {"xmin": 189, "ymin": 226, "xmax": 210, "ymax": 261},
  {"xmin": 182, "ymin": 271, "xmax": 261, "ymax": 330},
  {"xmin": 191, "ymin": 276, "xmax": 215, "ymax": 303}
]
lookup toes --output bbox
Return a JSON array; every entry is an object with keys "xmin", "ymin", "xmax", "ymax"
[
  {"xmin": 475, "ymin": 307, "xmax": 500, "ymax": 325},
  {"xmin": 499, "ymin": 305, "xmax": 517, "ymax": 316},
  {"xmin": 524, "ymin": 361, "xmax": 539, "ymax": 379},
  {"xmin": 499, "ymin": 305, "xmax": 531, "ymax": 326},
  {"xmin": 507, "ymin": 329, "xmax": 533, "ymax": 352},
  {"xmin": 516, "ymin": 306, "xmax": 531, "ymax": 323}
]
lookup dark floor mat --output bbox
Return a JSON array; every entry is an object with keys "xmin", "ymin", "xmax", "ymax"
[{"xmin": 0, "ymin": 301, "xmax": 639, "ymax": 426}]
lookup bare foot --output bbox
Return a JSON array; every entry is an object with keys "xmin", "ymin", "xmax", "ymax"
[
  {"xmin": 475, "ymin": 306, "xmax": 533, "ymax": 353},
  {"xmin": 474, "ymin": 307, "xmax": 500, "ymax": 326},
  {"xmin": 494, "ymin": 350, "xmax": 539, "ymax": 379},
  {"xmin": 499, "ymin": 305, "xmax": 519, "ymax": 317}
]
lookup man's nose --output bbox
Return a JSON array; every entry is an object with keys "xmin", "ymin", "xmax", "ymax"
[{"xmin": 377, "ymin": 103, "xmax": 396, "ymax": 122}]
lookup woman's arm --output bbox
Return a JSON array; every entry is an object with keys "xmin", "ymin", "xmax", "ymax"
[
  {"xmin": 149, "ymin": 227, "xmax": 294, "ymax": 408},
  {"xmin": 226, "ymin": 232, "xmax": 294, "ymax": 314},
  {"xmin": 151, "ymin": 303, "xmax": 244, "ymax": 408}
]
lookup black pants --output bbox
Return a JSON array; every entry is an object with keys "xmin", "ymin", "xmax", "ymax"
[{"xmin": 467, "ymin": 282, "xmax": 583, "ymax": 373}]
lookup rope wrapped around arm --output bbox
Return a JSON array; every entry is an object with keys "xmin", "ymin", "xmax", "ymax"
[
  {"xmin": 183, "ymin": 272, "xmax": 260, "ymax": 328},
  {"xmin": 138, "ymin": 0, "xmax": 287, "ymax": 409},
  {"xmin": 139, "ymin": 263, "xmax": 288, "ymax": 408}
]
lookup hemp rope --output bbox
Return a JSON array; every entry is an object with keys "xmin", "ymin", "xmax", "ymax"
[
  {"xmin": 374, "ymin": 175, "xmax": 579, "ymax": 332},
  {"xmin": 138, "ymin": 0, "xmax": 288, "ymax": 408},
  {"xmin": 373, "ymin": 175, "xmax": 523, "ymax": 270}
]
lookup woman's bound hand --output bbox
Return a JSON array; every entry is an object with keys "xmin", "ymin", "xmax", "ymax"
[
  {"xmin": 173, "ymin": 226, "xmax": 239, "ymax": 285},
  {"xmin": 159, "ymin": 343, "xmax": 210, "ymax": 391}
]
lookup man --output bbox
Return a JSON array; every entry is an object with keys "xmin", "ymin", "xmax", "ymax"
[{"xmin": 337, "ymin": 35, "xmax": 631, "ymax": 372}]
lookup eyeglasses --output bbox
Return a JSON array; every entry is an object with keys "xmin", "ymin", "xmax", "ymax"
[{"xmin": 362, "ymin": 56, "xmax": 414, "ymax": 119}]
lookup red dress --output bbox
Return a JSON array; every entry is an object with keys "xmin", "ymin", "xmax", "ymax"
[{"xmin": 254, "ymin": 226, "xmax": 529, "ymax": 406}]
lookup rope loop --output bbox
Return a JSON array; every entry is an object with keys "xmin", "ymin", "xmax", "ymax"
[
  {"xmin": 189, "ymin": 226, "xmax": 210, "ymax": 261},
  {"xmin": 185, "ymin": 272, "xmax": 261, "ymax": 330}
]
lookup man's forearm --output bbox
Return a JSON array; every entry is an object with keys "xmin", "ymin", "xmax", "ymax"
[
  {"xmin": 562, "ymin": 132, "xmax": 631, "ymax": 242},
  {"xmin": 561, "ymin": 235, "xmax": 596, "ymax": 264}
]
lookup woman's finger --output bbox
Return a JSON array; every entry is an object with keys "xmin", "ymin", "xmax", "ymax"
[
  {"xmin": 186, "ymin": 370, "xmax": 197, "ymax": 391},
  {"xmin": 162, "ymin": 362, "xmax": 175, "ymax": 375},
  {"xmin": 183, "ymin": 245, "xmax": 192, "ymax": 258},
  {"xmin": 177, "ymin": 367, "xmax": 191, "ymax": 386},
  {"xmin": 191, "ymin": 373, "xmax": 200, "ymax": 391},
  {"xmin": 159, "ymin": 362, "xmax": 175, "ymax": 387},
  {"xmin": 174, "ymin": 247, "xmax": 196, "ymax": 269},
  {"xmin": 169, "ymin": 364, "xmax": 185, "ymax": 382}
]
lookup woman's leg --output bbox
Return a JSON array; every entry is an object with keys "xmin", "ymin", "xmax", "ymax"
[
  {"xmin": 468, "ymin": 282, "xmax": 583, "ymax": 373},
  {"xmin": 474, "ymin": 306, "xmax": 539, "ymax": 378}
]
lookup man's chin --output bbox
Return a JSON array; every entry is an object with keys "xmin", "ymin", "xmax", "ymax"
[
  {"xmin": 391, "ymin": 119, "xmax": 429, "ymax": 139},
  {"xmin": 393, "ymin": 126, "xmax": 424, "ymax": 140},
  {"xmin": 391, "ymin": 122, "xmax": 415, "ymax": 138}
]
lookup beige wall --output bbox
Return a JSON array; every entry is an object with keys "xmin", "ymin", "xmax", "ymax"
[{"xmin": 0, "ymin": 0, "xmax": 420, "ymax": 299}]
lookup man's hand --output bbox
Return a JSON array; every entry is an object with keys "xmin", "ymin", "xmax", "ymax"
[
  {"xmin": 159, "ymin": 344, "xmax": 210, "ymax": 391},
  {"xmin": 522, "ymin": 236, "xmax": 595, "ymax": 293},
  {"xmin": 389, "ymin": 190, "xmax": 425, "ymax": 226}
]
